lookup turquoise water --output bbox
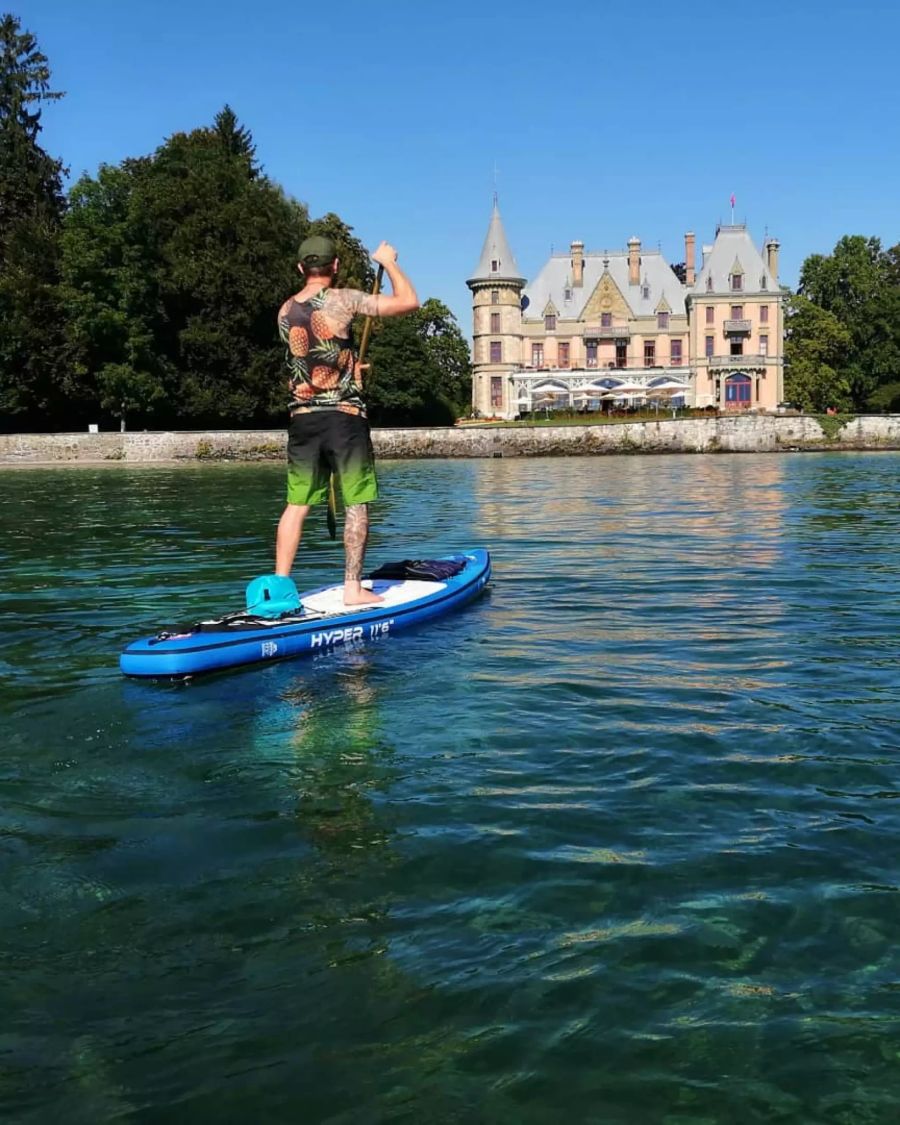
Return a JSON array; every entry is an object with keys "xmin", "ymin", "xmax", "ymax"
[{"xmin": 2, "ymin": 453, "xmax": 900, "ymax": 1123}]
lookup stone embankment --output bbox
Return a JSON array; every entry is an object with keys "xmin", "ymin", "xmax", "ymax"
[{"xmin": 1, "ymin": 415, "xmax": 899, "ymax": 464}]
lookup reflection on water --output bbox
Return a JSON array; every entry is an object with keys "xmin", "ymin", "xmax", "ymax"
[{"xmin": 1, "ymin": 453, "xmax": 900, "ymax": 1122}]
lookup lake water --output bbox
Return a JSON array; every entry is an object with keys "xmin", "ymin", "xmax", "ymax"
[{"xmin": 2, "ymin": 452, "xmax": 899, "ymax": 1123}]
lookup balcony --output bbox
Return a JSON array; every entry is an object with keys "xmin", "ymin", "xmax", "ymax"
[
  {"xmin": 723, "ymin": 319, "xmax": 751, "ymax": 334},
  {"xmin": 708, "ymin": 355, "xmax": 770, "ymax": 368},
  {"xmin": 583, "ymin": 325, "xmax": 631, "ymax": 339}
]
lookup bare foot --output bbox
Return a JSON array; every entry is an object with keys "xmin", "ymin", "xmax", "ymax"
[{"xmin": 343, "ymin": 584, "xmax": 385, "ymax": 607}]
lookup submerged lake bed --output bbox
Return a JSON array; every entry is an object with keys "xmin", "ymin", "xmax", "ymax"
[{"xmin": 2, "ymin": 453, "xmax": 899, "ymax": 1122}]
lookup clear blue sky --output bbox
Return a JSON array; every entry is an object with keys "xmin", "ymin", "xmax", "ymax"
[{"xmin": 17, "ymin": 0, "xmax": 900, "ymax": 327}]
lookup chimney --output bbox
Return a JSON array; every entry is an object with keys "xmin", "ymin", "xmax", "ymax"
[
  {"xmin": 628, "ymin": 236, "xmax": 641, "ymax": 286},
  {"xmin": 570, "ymin": 240, "xmax": 584, "ymax": 288},
  {"xmin": 684, "ymin": 231, "xmax": 696, "ymax": 286},
  {"xmin": 766, "ymin": 238, "xmax": 780, "ymax": 283}
]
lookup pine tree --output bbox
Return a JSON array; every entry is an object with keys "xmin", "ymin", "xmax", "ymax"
[
  {"xmin": 213, "ymin": 104, "xmax": 257, "ymax": 173},
  {"xmin": 0, "ymin": 13, "xmax": 66, "ymax": 424}
]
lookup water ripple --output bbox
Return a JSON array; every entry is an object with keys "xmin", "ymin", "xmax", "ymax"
[{"xmin": 2, "ymin": 453, "xmax": 900, "ymax": 1122}]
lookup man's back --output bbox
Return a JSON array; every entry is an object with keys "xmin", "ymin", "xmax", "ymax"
[{"xmin": 278, "ymin": 287, "xmax": 380, "ymax": 416}]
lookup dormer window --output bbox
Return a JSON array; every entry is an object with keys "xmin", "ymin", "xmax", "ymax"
[
  {"xmin": 642, "ymin": 284, "xmax": 650, "ymax": 300},
  {"xmin": 730, "ymin": 273, "xmax": 743, "ymax": 292},
  {"xmin": 564, "ymin": 288, "xmax": 572, "ymax": 302},
  {"xmin": 545, "ymin": 314, "xmax": 556, "ymax": 331},
  {"xmin": 657, "ymin": 311, "xmax": 669, "ymax": 330},
  {"xmin": 706, "ymin": 275, "xmax": 714, "ymax": 292},
  {"xmin": 491, "ymin": 259, "xmax": 499, "ymax": 272},
  {"xmin": 760, "ymin": 274, "xmax": 768, "ymax": 290}
]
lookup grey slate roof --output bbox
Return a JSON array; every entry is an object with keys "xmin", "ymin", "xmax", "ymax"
[
  {"xmin": 523, "ymin": 249, "xmax": 686, "ymax": 320},
  {"xmin": 693, "ymin": 225, "xmax": 777, "ymax": 295},
  {"xmin": 469, "ymin": 200, "xmax": 525, "ymax": 284}
]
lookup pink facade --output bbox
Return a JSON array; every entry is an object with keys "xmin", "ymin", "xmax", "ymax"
[{"xmin": 468, "ymin": 212, "xmax": 785, "ymax": 418}]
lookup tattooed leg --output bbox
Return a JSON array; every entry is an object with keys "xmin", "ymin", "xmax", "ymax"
[{"xmin": 343, "ymin": 503, "xmax": 384, "ymax": 606}]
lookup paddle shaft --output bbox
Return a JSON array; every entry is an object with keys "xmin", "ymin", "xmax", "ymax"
[
  {"xmin": 326, "ymin": 264, "xmax": 385, "ymax": 538},
  {"xmin": 357, "ymin": 265, "xmax": 384, "ymax": 367}
]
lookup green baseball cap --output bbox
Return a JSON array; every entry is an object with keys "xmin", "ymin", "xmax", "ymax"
[{"xmin": 298, "ymin": 235, "xmax": 337, "ymax": 266}]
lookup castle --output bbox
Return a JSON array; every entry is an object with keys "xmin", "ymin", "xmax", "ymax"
[{"xmin": 467, "ymin": 201, "xmax": 785, "ymax": 418}]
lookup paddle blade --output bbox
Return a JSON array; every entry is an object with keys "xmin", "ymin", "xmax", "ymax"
[{"xmin": 326, "ymin": 474, "xmax": 337, "ymax": 540}]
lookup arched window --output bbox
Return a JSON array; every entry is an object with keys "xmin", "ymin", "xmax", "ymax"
[{"xmin": 724, "ymin": 372, "xmax": 752, "ymax": 405}]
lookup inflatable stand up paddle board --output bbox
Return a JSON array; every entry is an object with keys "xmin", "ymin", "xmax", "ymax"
[{"xmin": 120, "ymin": 548, "xmax": 490, "ymax": 679}]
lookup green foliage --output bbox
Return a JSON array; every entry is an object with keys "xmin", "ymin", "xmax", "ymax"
[
  {"xmin": 61, "ymin": 110, "xmax": 309, "ymax": 426},
  {"xmin": 141, "ymin": 116, "xmax": 309, "ymax": 423},
  {"xmin": 783, "ymin": 295, "xmax": 853, "ymax": 412},
  {"xmin": 799, "ymin": 236, "xmax": 900, "ymax": 410},
  {"xmin": 412, "ymin": 298, "xmax": 472, "ymax": 416},
  {"xmin": 812, "ymin": 413, "xmax": 855, "ymax": 441},
  {"xmin": 0, "ymin": 23, "xmax": 462, "ymax": 433},
  {"xmin": 366, "ymin": 299, "xmax": 470, "ymax": 426},
  {"xmin": 307, "ymin": 212, "xmax": 373, "ymax": 294},
  {"xmin": 0, "ymin": 13, "xmax": 65, "ymax": 242},
  {"xmin": 867, "ymin": 380, "xmax": 900, "ymax": 413},
  {"xmin": 0, "ymin": 13, "xmax": 66, "ymax": 425},
  {"xmin": 60, "ymin": 161, "xmax": 174, "ymax": 420}
]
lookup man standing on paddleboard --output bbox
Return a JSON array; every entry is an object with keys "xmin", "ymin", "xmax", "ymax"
[{"xmin": 274, "ymin": 236, "xmax": 419, "ymax": 605}]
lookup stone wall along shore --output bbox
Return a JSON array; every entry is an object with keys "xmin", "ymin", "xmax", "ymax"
[{"xmin": 1, "ymin": 415, "xmax": 899, "ymax": 464}]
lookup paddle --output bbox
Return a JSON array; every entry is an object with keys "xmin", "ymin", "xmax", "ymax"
[{"xmin": 326, "ymin": 264, "xmax": 385, "ymax": 539}]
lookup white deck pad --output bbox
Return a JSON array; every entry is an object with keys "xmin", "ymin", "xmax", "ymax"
[{"xmin": 300, "ymin": 578, "xmax": 446, "ymax": 618}]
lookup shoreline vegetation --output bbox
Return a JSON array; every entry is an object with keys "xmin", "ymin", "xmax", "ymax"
[
  {"xmin": 2, "ymin": 414, "xmax": 899, "ymax": 465},
  {"xmin": 3, "ymin": 15, "xmax": 900, "ymax": 440},
  {"xmin": 0, "ymin": 16, "xmax": 470, "ymax": 436}
]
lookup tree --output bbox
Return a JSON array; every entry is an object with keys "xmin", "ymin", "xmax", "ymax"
[
  {"xmin": 409, "ymin": 299, "xmax": 471, "ymax": 416},
  {"xmin": 366, "ymin": 300, "xmax": 471, "ymax": 425},
  {"xmin": 0, "ymin": 13, "xmax": 64, "ymax": 242},
  {"xmin": 60, "ymin": 160, "xmax": 175, "ymax": 424},
  {"xmin": 61, "ymin": 108, "xmax": 310, "ymax": 426},
  {"xmin": 307, "ymin": 212, "xmax": 374, "ymax": 294},
  {"xmin": 212, "ymin": 103, "xmax": 257, "ymax": 171},
  {"xmin": 140, "ymin": 115, "xmax": 309, "ymax": 423},
  {"xmin": 0, "ymin": 13, "xmax": 66, "ymax": 425},
  {"xmin": 799, "ymin": 236, "xmax": 900, "ymax": 409},
  {"xmin": 783, "ymin": 294, "xmax": 852, "ymax": 412}
]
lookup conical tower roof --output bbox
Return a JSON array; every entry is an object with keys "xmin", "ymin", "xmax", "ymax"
[{"xmin": 468, "ymin": 198, "xmax": 525, "ymax": 286}]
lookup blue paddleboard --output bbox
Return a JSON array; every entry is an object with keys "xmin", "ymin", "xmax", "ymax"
[{"xmin": 120, "ymin": 549, "xmax": 490, "ymax": 679}]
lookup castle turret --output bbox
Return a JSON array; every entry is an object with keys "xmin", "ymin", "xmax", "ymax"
[{"xmin": 466, "ymin": 198, "xmax": 525, "ymax": 418}]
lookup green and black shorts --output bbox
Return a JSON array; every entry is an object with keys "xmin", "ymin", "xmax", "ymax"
[{"xmin": 286, "ymin": 410, "xmax": 378, "ymax": 507}]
